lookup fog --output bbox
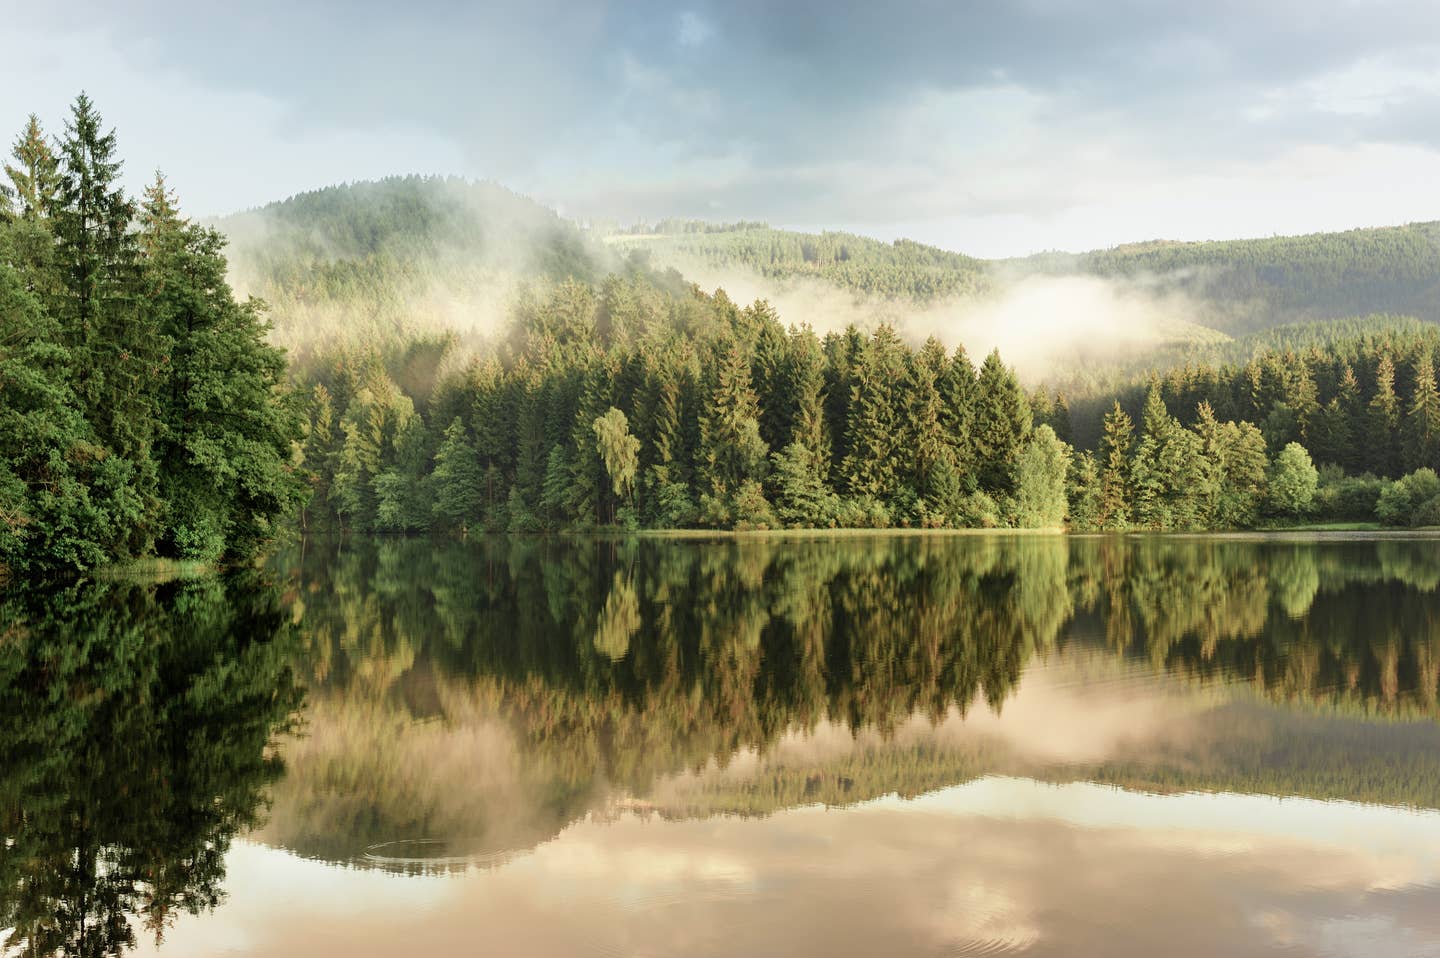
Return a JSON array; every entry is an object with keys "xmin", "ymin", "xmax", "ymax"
[
  {"xmin": 214, "ymin": 181, "xmax": 1229, "ymax": 387},
  {"xmin": 664, "ymin": 253, "xmax": 1226, "ymax": 382},
  {"xmin": 215, "ymin": 176, "xmax": 610, "ymax": 355}
]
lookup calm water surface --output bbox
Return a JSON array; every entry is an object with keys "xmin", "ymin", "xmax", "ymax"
[{"xmin": 4, "ymin": 534, "xmax": 1440, "ymax": 957}]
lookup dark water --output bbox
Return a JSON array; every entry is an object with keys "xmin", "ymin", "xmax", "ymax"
[{"xmin": 4, "ymin": 534, "xmax": 1440, "ymax": 957}]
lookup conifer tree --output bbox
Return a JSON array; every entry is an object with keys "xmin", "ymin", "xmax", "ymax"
[
  {"xmin": 1192, "ymin": 401, "xmax": 1268, "ymax": 528},
  {"xmin": 53, "ymin": 93, "xmax": 159, "ymax": 550},
  {"xmin": 1130, "ymin": 386, "xmax": 1203, "ymax": 530},
  {"xmin": 1067, "ymin": 450, "xmax": 1102, "ymax": 531},
  {"xmin": 1405, "ymin": 349, "xmax": 1440, "ymax": 473},
  {"xmin": 4, "ymin": 114, "xmax": 59, "ymax": 220},
  {"xmin": 907, "ymin": 338, "xmax": 955, "ymax": 506},
  {"xmin": 697, "ymin": 335, "xmax": 770, "ymax": 523},
  {"xmin": 1309, "ymin": 365, "xmax": 1357, "ymax": 469},
  {"xmin": 1097, "ymin": 402, "xmax": 1134, "ymax": 530},
  {"xmin": 432, "ymin": 417, "xmax": 482, "ymax": 532},
  {"xmin": 138, "ymin": 173, "xmax": 303, "ymax": 558},
  {"xmin": 971, "ymin": 349, "xmax": 1031, "ymax": 501},
  {"xmin": 1366, "ymin": 353, "xmax": 1401, "ymax": 477},
  {"xmin": 842, "ymin": 325, "xmax": 908, "ymax": 500},
  {"xmin": 941, "ymin": 344, "xmax": 977, "ymax": 486},
  {"xmin": 786, "ymin": 326, "xmax": 829, "ymax": 470}
]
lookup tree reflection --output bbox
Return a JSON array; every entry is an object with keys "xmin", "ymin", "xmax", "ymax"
[{"xmin": 0, "ymin": 573, "xmax": 302, "ymax": 957}]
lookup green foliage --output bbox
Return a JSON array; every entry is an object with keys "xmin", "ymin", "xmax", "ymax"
[
  {"xmin": 0, "ymin": 572, "xmax": 300, "ymax": 953},
  {"xmin": 1377, "ymin": 469, "xmax": 1440, "ymax": 526},
  {"xmin": 1130, "ymin": 387, "xmax": 1205, "ymax": 529},
  {"xmin": 1193, "ymin": 403, "xmax": 1269, "ymax": 528},
  {"xmin": 592, "ymin": 406, "xmax": 640, "ymax": 507},
  {"xmin": 770, "ymin": 442, "xmax": 840, "ymax": 527},
  {"xmin": 1267, "ymin": 443, "xmax": 1320, "ymax": 518},
  {"xmin": 1013, "ymin": 425, "xmax": 1071, "ymax": 528},
  {"xmin": 0, "ymin": 97, "xmax": 303, "ymax": 577},
  {"xmin": 971, "ymin": 349, "xmax": 1031, "ymax": 503}
]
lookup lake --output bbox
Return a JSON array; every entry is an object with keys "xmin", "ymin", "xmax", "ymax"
[{"xmin": 4, "ymin": 533, "xmax": 1440, "ymax": 956}]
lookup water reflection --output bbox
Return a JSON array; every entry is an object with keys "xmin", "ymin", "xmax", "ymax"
[
  {"xmin": 0, "ymin": 573, "xmax": 302, "ymax": 957},
  {"xmin": 6, "ymin": 534, "xmax": 1440, "ymax": 956},
  {"xmin": 263, "ymin": 535, "xmax": 1440, "ymax": 868}
]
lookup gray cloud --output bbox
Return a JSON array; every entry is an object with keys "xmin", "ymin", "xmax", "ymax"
[{"xmin": 3, "ymin": 0, "xmax": 1440, "ymax": 254}]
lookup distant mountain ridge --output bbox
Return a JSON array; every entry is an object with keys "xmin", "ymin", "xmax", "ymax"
[
  {"xmin": 213, "ymin": 177, "xmax": 1440, "ymax": 347},
  {"xmin": 611, "ymin": 218, "xmax": 1440, "ymax": 333}
]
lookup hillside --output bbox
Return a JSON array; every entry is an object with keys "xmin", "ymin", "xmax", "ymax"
[
  {"xmin": 1033, "ymin": 222, "xmax": 1440, "ymax": 333},
  {"xmin": 609, "ymin": 218, "xmax": 1440, "ymax": 336},
  {"xmin": 213, "ymin": 180, "xmax": 1440, "ymax": 361},
  {"xmin": 215, "ymin": 176, "xmax": 626, "ymax": 355},
  {"xmin": 610, "ymin": 221, "xmax": 992, "ymax": 301}
]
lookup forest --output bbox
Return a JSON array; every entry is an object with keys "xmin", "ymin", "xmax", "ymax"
[
  {"xmin": 7, "ymin": 99, "xmax": 1440, "ymax": 579},
  {"xmin": 0, "ymin": 96, "xmax": 304, "ymax": 578},
  {"xmin": 293, "ymin": 273, "xmax": 1440, "ymax": 537}
]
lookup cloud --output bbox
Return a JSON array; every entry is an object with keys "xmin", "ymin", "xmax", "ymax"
[
  {"xmin": 5, "ymin": 1, "xmax": 1440, "ymax": 253},
  {"xmin": 677, "ymin": 11, "xmax": 714, "ymax": 48}
]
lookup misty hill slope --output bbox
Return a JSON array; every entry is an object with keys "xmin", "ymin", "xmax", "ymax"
[
  {"xmin": 612, "ymin": 219, "xmax": 1440, "ymax": 335},
  {"xmin": 610, "ymin": 222, "xmax": 992, "ymax": 301},
  {"xmin": 1035, "ymin": 221, "xmax": 1440, "ymax": 333},
  {"xmin": 214, "ymin": 179, "xmax": 1440, "ymax": 375},
  {"xmin": 216, "ymin": 176, "xmax": 622, "ymax": 349}
]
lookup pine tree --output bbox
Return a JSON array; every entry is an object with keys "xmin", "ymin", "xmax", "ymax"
[
  {"xmin": 1366, "ymin": 353, "xmax": 1401, "ymax": 477},
  {"xmin": 842, "ymin": 325, "xmax": 908, "ymax": 500},
  {"xmin": 971, "ymin": 349, "xmax": 1031, "ymax": 501},
  {"xmin": 53, "ymin": 93, "xmax": 159, "ymax": 551},
  {"xmin": 941, "ymin": 344, "xmax": 977, "ymax": 487},
  {"xmin": 0, "ymin": 258, "xmax": 141, "ymax": 575},
  {"xmin": 786, "ymin": 325, "xmax": 829, "ymax": 470},
  {"xmin": 1309, "ymin": 364, "xmax": 1356, "ymax": 469},
  {"xmin": 751, "ymin": 315, "xmax": 790, "ymax": 452},
  {"xmin": 4, "ymin": 114, "xmax": 59, "ymax": 220},
  {"xmin": 697, "ymin": 335, "xmax": 770, "ymax": 522},
  {"xmin": 1193, "ymin": 401, "xmax": 1267, "ymax": 528},
  {"xmin": 301, "ymin": 384, "xmax": 337, "ymax": 532},
  {"xmin": 1097, "ymin": 402, "xmax": 1134, "ymax": 530},
  {"xmin": 138, "ymin": 173, "xmax": 303, "ymax": 558},
  {"xmin": 1129, "ymin": 386, "xmax": 1203, "ymax": 530},
  {"xmin": 1405, "ymin": 349, "xmax": 1440, "ymax": 473},
  {"xmin": 907, "ymin": 338, "xmax": 955, "ymax": 505},
  {"xmin": 432, "ymin": 417, "xmax": 482, "ymax": 532},
  {"xmin": 1067, "ymin": 450, "xmax": 1102, "ymax": 531}
]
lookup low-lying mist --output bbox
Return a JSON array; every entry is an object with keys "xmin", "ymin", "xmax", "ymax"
[{"xmin": 666, "ymin": 254, "xmax": 1227, "ymax": 382}]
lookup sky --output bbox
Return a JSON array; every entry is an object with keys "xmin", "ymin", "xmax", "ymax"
[{"xmin": 5, "ymin": 0, "xmax": 1440, "ymax": 257}]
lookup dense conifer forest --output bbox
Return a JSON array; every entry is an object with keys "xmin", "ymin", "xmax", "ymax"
[
  {"xmin": 0, "ymin": 96, "xmax": 304, "ymax": 578},
  {"xmin": 8, "ymin": 98, "xmax": 1440, "ymax": 579}
]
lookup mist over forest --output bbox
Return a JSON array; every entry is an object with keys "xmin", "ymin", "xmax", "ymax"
[{"xmin": 6, "ymin": 101, "xmax": 1440, "ymax": 579}]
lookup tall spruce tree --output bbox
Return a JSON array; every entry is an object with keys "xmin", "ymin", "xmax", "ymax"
[
  {"xmin": 1130, "ymin": 386, "xmax": 1204, "ymax": 530},
  {"xmin": 1405, "ymin": 349, "xmax": 1440, "ymax": 473},
  {"xmin": 842, "ymin": 325, "xmax": 908, "ymax": 501},
  {"xmin": 138, "ymin": 173, "xmax": 302, "ymax": 558},
  {"xmin": 971, "ymin": 349, "xmax": 1031, "ymax": 502},
  {"xmin": 1366, "ymin": 353, "xmax": 1401, "ymax": 477},
  {"xmin": 1097, "ymin": 402, "xmax": 1134, "ymax": 530},
  {"xmin": 4, "ymin": 115, "xmax": 59, "ymax": 221},
  {"xmin": 52, "ymin": 93, "xmax": 159, "ymax": 552}
]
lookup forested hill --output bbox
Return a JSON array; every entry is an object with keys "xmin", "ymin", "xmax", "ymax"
[
  {"xmin": 609, "ymin": 222, "xmax": 993, "ymax": 301},
  {"xmin": 610, "ymin": 219, "xmax": 1440, "ymax": 334},
  {"xmin": 214, "ymin": 176, "xmax": 627, "ymax": 355},
  {"xmin": 1027, "ymin": 222, "xmax": 1440, "ymax": 333}
]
